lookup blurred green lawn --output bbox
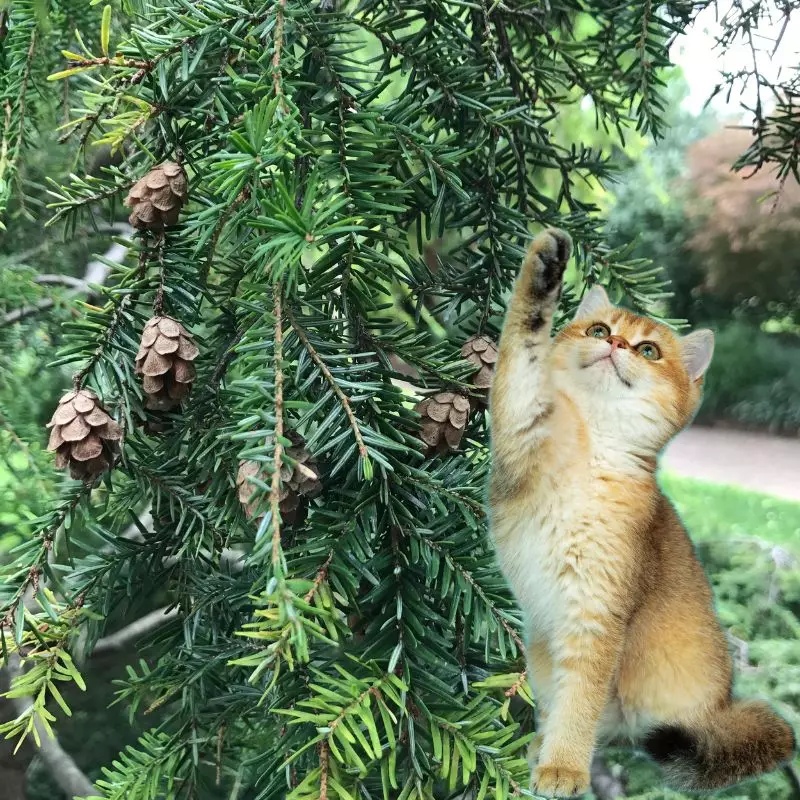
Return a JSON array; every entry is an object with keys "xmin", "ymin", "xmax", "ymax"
[{"xmin": 661, "ymin": 472, "xmax": 800, "ymax": 551}]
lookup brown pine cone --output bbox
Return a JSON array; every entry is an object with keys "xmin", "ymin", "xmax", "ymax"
[
  {"xmin": 134, "ymin": 316, "xmax": 199, "ymax": 411},
  {"xmin": 124, "ymin": 162, "xmax": 188, "ymax": 229},
  {"xmin": 415, "ymin": 392, "xmax": 471, "ymax": 455},
  {"xmin": 237, "ymin": 432, "xmax": 322, "ymax": 527},
  {"xmin": 46, "ymin": 389, "xmax": 122, "ymax": 480},
  {"xmin": 461, "ymin": 334, "xmax": 498, "ymax": 406}
]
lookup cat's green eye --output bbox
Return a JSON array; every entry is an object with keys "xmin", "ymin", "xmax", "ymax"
[
  {"xmin": 586, "ymin": 323, "xmax": 610, "ymax": 339},
  {"xmin": 636, "ymin": 342, "xmax": 661, "ymax": 361}
]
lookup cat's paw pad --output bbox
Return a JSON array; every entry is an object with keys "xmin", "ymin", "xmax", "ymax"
[
  {"xmin": 531, "ymin": 764, "xmax": 589, "ymax": 798},
  {"xmin": 530, "ymin": 228, "xmax": 572, "ymax": 297}
]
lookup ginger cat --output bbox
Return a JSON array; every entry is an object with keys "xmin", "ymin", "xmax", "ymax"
[{"xmin": 489, "ymin": 228, "xmax": 796, "ymax": 798}]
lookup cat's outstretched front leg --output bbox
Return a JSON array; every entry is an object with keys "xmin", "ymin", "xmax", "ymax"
[
  {"xmin": 490, "ymin": 228, "xmax": 571, "ymax": 485},
  {"xmin": 530, "ymin": 626, "xmax": 623, "ymax": 797}
]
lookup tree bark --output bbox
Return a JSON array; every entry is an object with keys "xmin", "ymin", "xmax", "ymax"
[{"xmin": 1, "ymin": 233, "xmax": 131, "ymax": 328}]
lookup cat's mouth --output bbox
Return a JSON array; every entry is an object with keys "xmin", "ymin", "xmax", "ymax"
[{"xmin": 582, "ymin": 353, "xmax": 632, "ymax": 388}]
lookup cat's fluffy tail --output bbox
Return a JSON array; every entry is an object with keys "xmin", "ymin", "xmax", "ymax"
[{"xmin": 643, "ymin": 699, "xmax": 796, "ymax": 791}]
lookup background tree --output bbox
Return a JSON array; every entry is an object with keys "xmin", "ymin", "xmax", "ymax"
[
  {"xmin": 684, "ymin": 126, "xmax": 800, "ymax": 326},
  {"xmin": 605, "ymin": 32, "xmax": 800, "ymax": 437},
  {"xmin": 605, "ymin": 78, "xmax": 719, "ymax": 323},
  {"xmin": 0, "ymin": 2, "xmax": 799, "ymax": 800}
]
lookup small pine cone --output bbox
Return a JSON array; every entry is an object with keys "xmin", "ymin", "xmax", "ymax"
[
  {"xmin": 134, "ymin": 316, "xmax": 199, "ymax": 411},
  {"xmin": 46, "ymin": 389, "xmax": 122, "ymax": 480},
  {"xmin": 124, "ymin": 162, "xmax": 188, "ymax": 229},
  {"xmin": 461, "ymin": 334, "xmax": 498, "ymax": 406},
  {"xmin": 236, "ymin": 432, "xmax": 322, "ymax": 527},
  {"xmin": 415, "ymin": 392, "xmax": 471, "ymax": 455}
]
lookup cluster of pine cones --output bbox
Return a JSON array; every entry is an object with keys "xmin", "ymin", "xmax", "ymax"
[
  {"xmin": 414, "ymin": 333, "xmax": 498, "ymax": 456},
  {"xmin": 48, "ymin": 159, "xmax": 327, "ymax": 524},
  {"xmin": 47, "ymin": 156, "xmax": 495, "ymax": 524},
  {"xmin": 47, "ymin": 162, "xmax": 196, "ymax": 481}
]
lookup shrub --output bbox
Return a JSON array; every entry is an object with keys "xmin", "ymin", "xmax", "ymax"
[{"xmin": 697, "ymin": 324, "xmax": 800, "ymax": 435}]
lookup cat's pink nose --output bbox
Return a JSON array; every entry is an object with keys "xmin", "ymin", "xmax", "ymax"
[{"xmin": 607, "ymin": 335, "xmax": 629, "ymax": 352}]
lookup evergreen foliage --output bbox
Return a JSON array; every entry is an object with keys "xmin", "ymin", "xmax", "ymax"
[
  {"xmin": 0, "ymin": 1, "xmax": 798, "ymax": 799},
  {"xmin": 604, "ymin": 85, "xmax": 717, "ymax": 324},
  {"xmin": 710, "ymin": 0, "xmax": 800, "ymax": 186}
]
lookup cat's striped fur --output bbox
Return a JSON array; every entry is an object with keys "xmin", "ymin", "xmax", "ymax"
[{"xmin": 488, "ymin": 228, "xmax": 795, "ymax": 798}]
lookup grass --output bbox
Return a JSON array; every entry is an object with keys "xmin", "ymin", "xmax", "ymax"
[{"xmin": 660, "ymin": 471, "xmax": 800, "ymax": 552}]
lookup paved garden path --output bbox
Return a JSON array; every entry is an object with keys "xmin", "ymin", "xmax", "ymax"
[{"xmin": 662, "ymin": 427, "xmax": 800, "ymax": 502}]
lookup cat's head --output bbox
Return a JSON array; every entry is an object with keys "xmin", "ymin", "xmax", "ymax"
[{"xmin": 551, "ymin": 286, "xmax": 714, "ymax": 450}]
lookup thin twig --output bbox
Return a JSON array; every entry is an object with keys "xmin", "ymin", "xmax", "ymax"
[
  {"xmin": 34, "ymin": 275, "xmax": 89, "ymax": 290},
  {"xmin": 153, "ymin": 232, "xmax": 166, "ymax": 315},
  {"xmin": 272, "ymin": 0, "xmax": 290, "ymax": 113},
  {"xmin": 270, "ymin": 283, "xmax": 285, "ymax": 566},
  {"xmin": 67, "ymin": 55, "xmax": 153, "ymax": 69},
  {"xmin": 404, "ymin": 475, "xmax": 486, "ymax": 517},
  {"xmin": 72, "ymin": 293, "xmax": 132, "ymax": 389},
  {"xmin": 503, "ymin": 669, "xmax": 528, "ymax": 699},
  {"xmin": 1, "ymin": 297, "xmax": 60, "ymax": 327},
  {"xmin": 328, "ymin": 681, "xmax": 382, "ymax": 734},
  {"xmin": 14, "ymin": 32, "xmax": 37, "ymax": 161},
  {"xmin": 66, "ymin": 236, "xmax": 139, "ymax": 386},
  {"xmin": 210, "ymin": 326, "xmax": 245, "ymax": 390},
  {"xmin": 415, "ymin": 532, "xmax": 525, "ymax": 653},
  {"xmin": 200, "ymin": 188, "xmax": 249, "ymax": 287},
  {"xmin": 0, "ymin": 100, "xmax": 13, "ymax": 190},
  {"xmin": 128, "ymin": 36, "xmax": 197, "ymax": 86},
  {"xmin": 1, "ymin": 237, "xmax": 130, "ymax": 325},
  {"xmin": 2, "ymin": 231, "xmax": 129, "ymax": 325},
  {"xmin": 286, "ymin": 307, "xmax": 369, "ymax": 461},
  {"xmin": 304, "ymin": 551, "xmax": 334, "ymax": 603},
  {"xmin": 216, "ymin": 723, "xmax": 226, "ymax": 786},
  {"xmin": 771, "ymin": 7, "xmax": 791, "ymax": 57},
  {"xmin": 48, "ymin": 182, "xmax": 130, "ymax": 225},
  {"xmin": 319, "ymin": 740, "xmax": 329, "ymax": 800},
  {"xmin": 59, "ymin": 36, "xmax": 197, "ymax": 93}
]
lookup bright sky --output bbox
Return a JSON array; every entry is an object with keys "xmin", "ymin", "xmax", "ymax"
[{"xmin": 671, "ymin": 1, "xmax": 800, "ymax": 117}]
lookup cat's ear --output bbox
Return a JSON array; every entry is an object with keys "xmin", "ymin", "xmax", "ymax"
[
  {"xmin": 680, "ymin": 329, "xmax": 714, "ymax": 381},
  {"xmin": 574, "ymin": 285, "xmax": 611, "ymax": 320}
]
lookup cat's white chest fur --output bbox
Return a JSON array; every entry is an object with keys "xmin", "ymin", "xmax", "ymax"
[{"xmin": 492, "ymin": 458, "xmax": 631, "ymax": 647}]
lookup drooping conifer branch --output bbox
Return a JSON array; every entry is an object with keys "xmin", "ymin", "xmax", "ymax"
[
  {"xmin": 270, "ymin": 282, "xmax": 286, "ymax": 567},
  {"xmin": 286, "ymin": 306, "xmax": 369, "ymax": 462}
]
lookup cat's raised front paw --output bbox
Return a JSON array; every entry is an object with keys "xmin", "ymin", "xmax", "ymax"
[
  {"xmin": 529, "ymin": 228, "xmax": 572, "ymax": 298},
  {"xmin": 531, "ymin": 763, "xmax": 589, "ymax": 798}
]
